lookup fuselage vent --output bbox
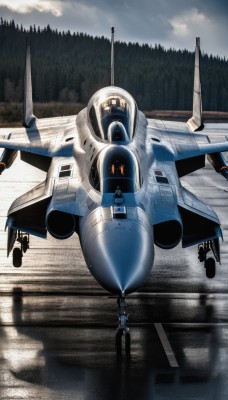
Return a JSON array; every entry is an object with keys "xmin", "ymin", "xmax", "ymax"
[{"xmin": 59, "ymin": 164, "xmax": 73, "ymax": 178}]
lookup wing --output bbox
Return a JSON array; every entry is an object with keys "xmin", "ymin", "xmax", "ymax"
[
  {"xmin": 147, "ymin": 119, "xmax": 228, "ymax": 161},
  {"xmin": 0, "ymin": 115, "xmax": 77, "ymax": 158},
  {"xmin": 147, "ymin": 37, "xmax": 228, "ymax": 168}
]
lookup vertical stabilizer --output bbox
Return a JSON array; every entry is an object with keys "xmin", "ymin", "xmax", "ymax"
[
  {"xmin": 111, "ymin": 27, "xmax": 115, "ymax": 86},
  {"xmin": 23, "ymin": 37, "xmax": 36, "ymax": 128},
  {"xmin": 187, "ymin": 37, "xmax": 203, "ymax": 131}
]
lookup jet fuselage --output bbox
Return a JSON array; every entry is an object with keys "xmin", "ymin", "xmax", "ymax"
[{"xmin": 45, "ymin": 86, "xmax": 183, "ymax": 294}]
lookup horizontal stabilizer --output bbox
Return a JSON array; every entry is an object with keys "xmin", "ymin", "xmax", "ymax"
[
  {"xmin": 23, "ymin": 37, "xmax": 36, "ymax": 128},
  {"xmin": 5, "ymin": 180, "xmax": 52, "ymax": 255},
  {"xmin": 7, "ymin": 180, "xmax": 52, "ymax": 215},
  {"xmin": 179, "ymin": 187, "xmax": 222, "ymax": 248},
  {"xmin": 187, "ymin": 37, "xmax": 203, "ymax": 132}
]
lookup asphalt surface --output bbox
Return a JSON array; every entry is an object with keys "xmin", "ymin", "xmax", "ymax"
[{"xmin": 1, "ymin": 151, "xmax": 228, "ymax": 399}]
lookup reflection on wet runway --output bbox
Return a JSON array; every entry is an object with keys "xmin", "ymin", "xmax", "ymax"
[{"xmin": 1, "ymin": 157, "xmax": 228, "ymax": 399}]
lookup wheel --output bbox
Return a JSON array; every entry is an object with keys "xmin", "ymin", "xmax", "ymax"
[
  {"xmin": 115, "ymin": 331, "xmax": 122, "ymax": 355},
  {"xmin": 125, "ymin": 332, "xmax": 131, "ymax": 357},
  {"xmin": 205, "ymin": 257, "xmax": 216, "ymax": 279},
  {"xmin": 13, "ymin": 248, "xmax": 23, "ymax": 268}
]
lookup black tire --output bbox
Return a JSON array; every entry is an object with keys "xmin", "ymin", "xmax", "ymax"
[
  {"xmin": 13, "ymin": 248, "xmax": 22, "ymax": 268},
  {"xmin": 125, "ymin": 332, "xmax": 131, "ymax": 357},
  {"xmin": 205, "ymin": 257, "xmax": 216, "ymax": 279},
  {"xmin": 115, "ymin": 331, "xmax": 122, "ymax": 355}
]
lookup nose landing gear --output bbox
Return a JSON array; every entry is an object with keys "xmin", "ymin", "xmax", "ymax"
[{"xmin": 115, "ymin": 293, "xmax": 131, "ymax": 357}]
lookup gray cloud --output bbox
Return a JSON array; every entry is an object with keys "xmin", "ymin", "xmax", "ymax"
[{"xmin": 0, "ymin": 0, "xmax": 228, "ymax": 58}]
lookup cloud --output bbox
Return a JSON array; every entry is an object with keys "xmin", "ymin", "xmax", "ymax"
[
  {"xmin": 0, "ymin": 0, "xmax": 63, "ymax": 17},
  {"xmin": 0, "ymin": 0, "xmax": 227, "ymax": 58},
  {"xmin": 169, "ymin": 8, "xmax": 212, "ymax": 38},
  {"xmin": 158, "ymin": 7, "xmax": 222, "ymax": 56}
]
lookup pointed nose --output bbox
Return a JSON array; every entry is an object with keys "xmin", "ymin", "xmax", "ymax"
[{"xmin": 85, "ymin": 223, "xmax": 154, "ymax": 294}]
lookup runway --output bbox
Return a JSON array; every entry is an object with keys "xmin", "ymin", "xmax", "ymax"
[{"xmin": 1, "ymin": 152, "xmax": 228, "ymax": 399}]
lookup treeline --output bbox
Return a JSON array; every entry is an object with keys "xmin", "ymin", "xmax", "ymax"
[
  {"xmin": 0, "ymin": 18, "xmax": 228, "ymax": 111},
  {"xmin": 0, "ymin": 102, "xmax": 85, "ymax": 125}
]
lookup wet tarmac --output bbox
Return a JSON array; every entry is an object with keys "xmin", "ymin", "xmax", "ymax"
[{"xmin": 1, "ymin": 154, "xmax": 228, "ymax": 399}]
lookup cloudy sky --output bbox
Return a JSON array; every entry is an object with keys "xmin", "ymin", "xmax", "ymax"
[{"xmin": 0, "ymin": 0, "xmax": 228, "ymax": 58}]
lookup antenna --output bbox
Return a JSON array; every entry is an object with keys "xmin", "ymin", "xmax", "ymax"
[{"xmin": 111, "ymin": 27, "xmax": 115, "ymax": 86}]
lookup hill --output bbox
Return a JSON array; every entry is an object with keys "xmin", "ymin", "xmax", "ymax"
[{"xmin": 0, "ymin": 19, "xmax": 228, "ymax": 111}]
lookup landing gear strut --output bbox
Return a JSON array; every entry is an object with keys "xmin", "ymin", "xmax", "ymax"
[
  {"xmin": 198, "ymin": 239, "xmax": 220, "ymax": 279},
  {"xmin": 12, "ymin": 231, "xmax": 30, "ymax": 268},
  {"xmin": 115, "ymin": 293, "xmax": 131, "ymax": 357}
]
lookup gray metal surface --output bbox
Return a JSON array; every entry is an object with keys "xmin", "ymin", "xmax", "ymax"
[{"xmin": 1, "ymin": 87, "xmax": 228, "ymax": 295}]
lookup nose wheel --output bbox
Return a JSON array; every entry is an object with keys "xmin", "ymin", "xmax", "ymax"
[{"xmin": 115, "ymin": 293, "xmax": 131, "ymax": 357}]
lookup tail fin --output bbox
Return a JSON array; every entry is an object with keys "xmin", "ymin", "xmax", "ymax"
[
  {"xmin": 187, "ymin": 37, "xmax": 203, "ymax": 131},
  {"xmin": 111, "ymin": 27, "xmax": 115, "ymax": 86},
  {"xmin": 0, "ymin": 37, "xmax": 37, "ymax": 174},
  {"xmin": 23, "ymin": 37, "xmax": 36, "ymax": 128}
]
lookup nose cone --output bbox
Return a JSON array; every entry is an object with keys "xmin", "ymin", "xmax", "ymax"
[{"xmin": 85, "ymin": 224, "xmax": 154, "ymax": 294}]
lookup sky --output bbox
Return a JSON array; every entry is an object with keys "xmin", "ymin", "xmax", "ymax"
[{"xmin": 0, "ymin": 0, "xmax": 228, "ymax": 58}]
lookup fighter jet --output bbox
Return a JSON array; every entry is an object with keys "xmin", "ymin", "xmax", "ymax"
[{"xmin": 1, "ymin": 30, "xmax": 228, "ymax": 355}]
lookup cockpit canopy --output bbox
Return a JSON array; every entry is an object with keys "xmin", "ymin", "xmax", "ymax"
[
  {"xmin": 90, "ymin": 146, "xmax": 141, "ymax": 193},
  {"xmin": 87, "ymin": 87, "xmax": 137, "ymax": 142}
]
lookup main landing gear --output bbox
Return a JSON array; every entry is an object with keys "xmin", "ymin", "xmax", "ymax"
[
  {"xmin": 198, "ymin": 239, "xmax": 220, "ymax": 279},
  {"xmin": 12, "ymin": 231, "xmax": 29, "ymax": 268},
  {"xmin": 115, "ymin": 293, "xmax": 131, "ymax": 357}
]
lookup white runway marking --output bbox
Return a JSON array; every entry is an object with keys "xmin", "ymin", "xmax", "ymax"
[{"xmin": 154, "ymin": 323, "xmax": 179, "ymax": 368}]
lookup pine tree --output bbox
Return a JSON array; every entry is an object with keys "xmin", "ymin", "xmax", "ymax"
[{"xmin": 0, "ymin": 18, "xmax": 227, "ymax": 110}]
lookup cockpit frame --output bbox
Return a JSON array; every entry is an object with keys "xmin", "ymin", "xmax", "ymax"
[
  {"xmin": 89, "ymin": 145, "xmax": 141, "ymax": 194},
  {"xmin": 87, "ymin": 86, "xmax": 137, "ymax": 142}
]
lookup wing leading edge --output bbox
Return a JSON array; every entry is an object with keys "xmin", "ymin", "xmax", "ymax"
[{"xmin": 0, "ymin": 115, "xmax": 78, "ymax": 159}]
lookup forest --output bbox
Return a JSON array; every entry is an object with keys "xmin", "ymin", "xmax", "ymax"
[{"xmin": 0, "ymin": 18, "xmax": 228, "ymax": 112}]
